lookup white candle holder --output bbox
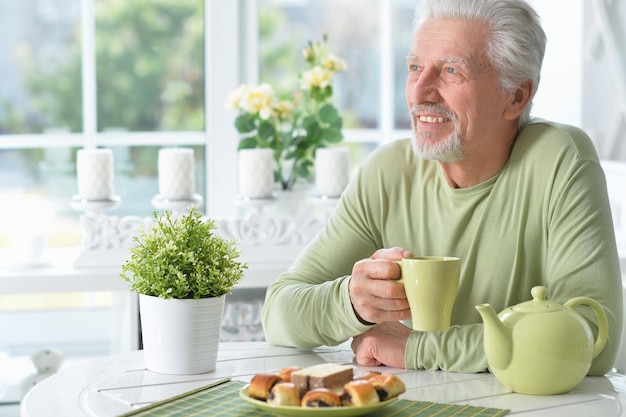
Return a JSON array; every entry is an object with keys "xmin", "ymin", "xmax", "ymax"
[
  {"xmin": 69, "ymin": 195, "xmax": 128, "ymax": 268},
  {"xmin": 70, "ymin": 195, "xmax": 122, "ymax": 215}
]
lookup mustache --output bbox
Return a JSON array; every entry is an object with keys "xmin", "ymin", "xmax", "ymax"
[{"xmin": 410, "ymin": 104, "xmax": 457, "ymax": 121}]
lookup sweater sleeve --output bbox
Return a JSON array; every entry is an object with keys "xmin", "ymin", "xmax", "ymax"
[
  {"xmin": 261, "ymin": 163, "xmax": 380, "ymax": 348},
  {"xmin": 543, "ymin": 156, "xmax": 623, "ymax": 375},
  {"xmin": 405, "ymin": 324, "xmax": 488, "ymax": 372}
]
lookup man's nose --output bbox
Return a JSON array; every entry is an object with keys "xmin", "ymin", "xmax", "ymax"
[{"xmin": 409, "ymin": 69, "xmax": 440, "ymax": 104}]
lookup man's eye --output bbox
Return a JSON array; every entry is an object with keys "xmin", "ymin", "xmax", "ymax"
[
  {"xmin": 445, "ymin": 66, "xmax": 458, "ymax": 74},
  {"xmin": 409, "ymin": 64, "xmax": 419, "ymax": 71}
]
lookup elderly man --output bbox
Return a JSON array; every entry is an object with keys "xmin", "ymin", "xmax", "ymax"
[{"xmin": 262, "ymin": 0, "xmax": 622, "ymax": 374}]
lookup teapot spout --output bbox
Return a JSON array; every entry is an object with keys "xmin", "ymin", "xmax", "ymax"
[{"xmin": 475, "ymin": 303, "xmax": 512, "ymax": 371}]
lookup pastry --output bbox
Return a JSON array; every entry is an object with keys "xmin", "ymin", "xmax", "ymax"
[
  {"xmin": 277, "ymin": 366, "xmax": 301, "ymax": 383},
  {"xmin": 267, "ymin": 382, "xmax": 300, "ymax": 406},
  {"xmin": 368, "ymin": 374, "xmax": 406, "ymax": 401},
  {"xmin": 340, "ymin": 380, "xmax": 380, "ymax": 406},
  {"xmin": 301, "ymin": 388, "xmax": 342, "ymax": 407},
  {"xmin": 249, "ymin": 373, "xmax": 282, "ymax": 401},
  {"xmin": 354, "ymin": 370, "xmax": 382, "ymax": 381},
  {"xmin": 292, "ymin": 363, "xmax": 353, "ymax": 395}
]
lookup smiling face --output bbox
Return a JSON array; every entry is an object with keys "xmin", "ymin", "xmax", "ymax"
[{"xmin": 406, "ymin": 18, "xmax": 521, "ymax": 165}]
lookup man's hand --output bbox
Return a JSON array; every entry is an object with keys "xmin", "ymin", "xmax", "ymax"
[
  {"xmin": 348, "ymin": 247, "xmax": 413, "ymax": 324},
  {"xmin": 351, "ymin": 321, "xmax": 411, "ymax": 368}
]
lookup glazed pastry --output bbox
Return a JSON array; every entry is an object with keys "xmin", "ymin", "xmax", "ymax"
[
  {"xmin": 249, "ymin": 373, "xmax": 282, "ymax": 401},
  {"xmin": 267, "ymin": 382, "xmax": 300, "ymax": 406},
  {"xmin": 340, "ymin": 380, "xmax": 380, "ymax": 406},
  {"xmin": 354, "ymin": 371, "xmax": 382, "ymax": 381},
  {"xmin": 301, "ymin": 388, "xmax": 342, "ymax": 407},
  {"xmin": 368, "ymin": 374, "xmax": 406, "ymax": 401},
  {"xmin": 277, "ymin": 366, "xmax": 301, "ymax": 383}
]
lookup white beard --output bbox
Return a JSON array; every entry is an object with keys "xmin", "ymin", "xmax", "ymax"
[{"xmin": 409, "ymin": 105, "xmax": 465, "ymax": 162}]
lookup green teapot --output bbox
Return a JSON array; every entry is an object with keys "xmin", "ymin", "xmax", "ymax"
[{"xmin": 475, "ymin": 286, "xmax": 608, "ymax": 395}]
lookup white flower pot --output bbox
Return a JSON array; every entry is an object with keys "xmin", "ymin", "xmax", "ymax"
[{"xmin": 139, "ymin": 294, "xmax": 225, "ymax": 374}]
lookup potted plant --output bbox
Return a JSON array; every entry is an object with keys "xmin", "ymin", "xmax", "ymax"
[
  {"xmin": 120, "ymin": 207, "xmax": 247, "ymax": 374},
  {"xmin": 226, "ymin": 35, "xmax": 347, "ymax": 191}
]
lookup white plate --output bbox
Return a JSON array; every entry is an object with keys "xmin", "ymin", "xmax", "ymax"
[{"xmin": 239, "ymin": 385, "xmax": 397, "ymax": 417}]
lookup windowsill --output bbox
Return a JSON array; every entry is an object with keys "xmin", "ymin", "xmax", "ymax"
[
  {"xmin": 0, "ymin": 245, "xmax": 293, "ymax": 294},
  {"xmin": 0, "ymin": 248, "xmax": 127, "ymax": 295}
]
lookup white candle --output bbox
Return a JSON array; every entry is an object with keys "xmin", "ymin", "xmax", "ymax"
[
  {"xmin": 76, "ymin": 148, "xmax": 114, "ymax": 200},
  {"xmin": 158, "ymin": 148, "xmax": 195, "ymax": 200},
  {"xmin": 238, "ymin": 148, "xmax": 274, "ymax": 199},
  {"xmin": 315, "ymin": 147, "xmax": 350, "ymax": 198}
]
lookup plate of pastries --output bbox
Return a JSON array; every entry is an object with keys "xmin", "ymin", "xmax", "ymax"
[{"xmin": 239, "ymin": 363, "xmax": 406, "ymax": 416}]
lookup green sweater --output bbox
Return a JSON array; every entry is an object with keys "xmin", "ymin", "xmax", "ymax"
[{"xmin": 262, "ymin": 120, "xmax": 623, "ymax": 375}]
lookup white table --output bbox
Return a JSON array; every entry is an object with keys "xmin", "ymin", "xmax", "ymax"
[{"xmin": 21, "ymin": 342, "xmax": 626, "ymax": 417}]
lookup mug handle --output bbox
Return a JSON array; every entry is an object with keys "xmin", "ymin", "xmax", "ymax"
[{"xmin": 563, "ymin": 296, "xmax": 609, "ymax": 358}]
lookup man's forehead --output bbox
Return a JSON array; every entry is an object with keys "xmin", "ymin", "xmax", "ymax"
[
  {"xmin": 410, "ymin": 19, "xmax": 488, "ymax": 65},
  {"xmin": 414, "ymin": 18, "xmax": 487, "ymax": 49}
]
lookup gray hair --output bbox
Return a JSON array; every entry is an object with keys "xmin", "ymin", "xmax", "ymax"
[{"xmin": 414, "ymin": 0, "xmax": 547, "ymax": 128}]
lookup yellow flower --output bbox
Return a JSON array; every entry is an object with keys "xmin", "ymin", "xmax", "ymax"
[
  {"xmin": 274, "ymin": 100, "xmax": 294, "ymax": 119},
  {"xmin": 225, "ymin": 84, "xmax": 247, "ymax": 110},
  {"xmin": 240, "ymin": 84, "xmax": 276, "ymax": 119},
  {"xmin": 322, "ymin": 54, "xmax": 347, "ymax": 72},
  {"xmin": 300, "ymin": 66, "xmax": 333, "ymax": 90}
]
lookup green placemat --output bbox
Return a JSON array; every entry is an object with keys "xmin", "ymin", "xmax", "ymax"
[{"xmin": 118, "ymin": 379, "xmax": 510, "ymax": 417}]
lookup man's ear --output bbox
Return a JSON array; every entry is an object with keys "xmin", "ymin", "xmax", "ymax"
[{"xmin": 503, "ymin": 80, "xmax": 532, "ymax": 120}]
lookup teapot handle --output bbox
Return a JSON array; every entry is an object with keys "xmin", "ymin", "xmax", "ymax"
[{"xmin": 563, "ymin": 296, "xmax": 609, "ymax": 358}]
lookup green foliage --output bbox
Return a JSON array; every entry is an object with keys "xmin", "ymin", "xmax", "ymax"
[
  {"xmin": 120, "ymin": 207, "xmax": 247, "ymax": 299},
  {"xmin": 1, "ymin": 2, "xmax": 311, "ymax": 138},
  {"xmin": 10, "ymin": 0, "xmax": 203, "ymax": 133}
]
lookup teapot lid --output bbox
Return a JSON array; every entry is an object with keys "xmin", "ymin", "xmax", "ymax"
[{"xmin": 511, "ymin": 286, "xmax": 565, "ymax": 313}]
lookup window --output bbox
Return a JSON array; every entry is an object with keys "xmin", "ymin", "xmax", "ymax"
[
  {"xmin": 248, "ymin": 0, "xmax": 416, "ymax": 186},
  {"xmin": 0, "ymin": 0, "xmax": 207, "ymax": 249},
  {"xmin": 256, "ymin": 0, "xmax": 415, "ymax": 157},
  {"xmin": 0, "ymin": 0, "xmax": 415, "ymax": 246}
]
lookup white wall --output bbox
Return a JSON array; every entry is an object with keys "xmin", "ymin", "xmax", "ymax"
[{"xmin": 528, "ymin": 0, "xmax": 584, "ymax": 127}]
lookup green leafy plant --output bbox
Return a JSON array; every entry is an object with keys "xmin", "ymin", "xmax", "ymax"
[
  {"xmin": 120, "ymin": 207, "xmax": 247, "ymax": 299},
  {"xmin": 226, "ymin": 35, "xmax": 346, "ymax": 190}
]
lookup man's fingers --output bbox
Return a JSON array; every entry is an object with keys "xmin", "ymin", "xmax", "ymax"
[
  {"xmin": 354, "ymin": 353, "xmax": 382, "ymax": 367},
  {"xmin": 349, "ymin": 250, "xmax": 413, "ymax": 324},
  {"xmin": 351, "ymin": 335, "xmax": 383, "ymax": 366},
  {"xmin": 370, "ymin": 247, "xmax": 413, "ymax": 260},
  {"xmin": 352, "ymin": 258, "xmax": 402, "ymax": 283}
]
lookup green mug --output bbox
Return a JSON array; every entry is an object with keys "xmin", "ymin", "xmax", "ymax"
[{"xmin": 395, "ymin": 256, "xmax": 461, "ymax": 331}]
